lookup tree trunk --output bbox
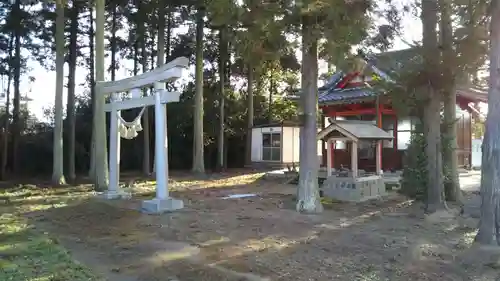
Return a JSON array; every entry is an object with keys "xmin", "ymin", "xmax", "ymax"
[
  {"xmin": 422, "ymin": 0, "xmax": 445, "ymax": 212},
  {"xmin": 11, "ymin": 0, "xmax": 21, "ymax": 174},
  {"xmin": 268, "ymin": 69, "xmax": 273, "ymax": 122},
  {"xmin": 93, "ymin": 0, "xmax": 109, "ymax": 190},
  {"xmin": 157, "ymin": 4, "xmax": 165, "ymax": 67},
  {"xmin": 192, "ymin": 5, "xmax": 205, "ymax": 174},
  {"xmin": 133, "ymin": 40, "xmax": 139, "ymax": 76},
  {"xmin": 66, "ymin": 2, "xmax": 79, "ymax": 182},
  {"xmin": 424, "ymin": 91, "xmax": 446, "ymax": 212},
  {"xmin": 475, "ymin": 0, "xmax": 500, "ymax": 246},
  {"xmin": 154, "ymin": 1, "xmax": 168, "ymax": 176},
  {"xmin": 166, "ymin": 8, "xmax": 172, "ymax": 63},
  {"xmin": 245, "ymin": 63, "xmax": 254, "ymax": 167},
  {"xmin": 52, "ymin": 0, "xmax": 66, "ymax": 185},
  {"xmin": 443, "ymin": 85, "xmax": 461, "ymax": 202},
  {"xmin": 88, "ymin": 5, "xmax": 96, "ymax": 179},
  {"xmin": 296, "ymin": 14, "xmax": 323, "ymax": 214},
  {"xmin": 440, "ymin": 0, "xmax": 461, "ymax": 203},
  {"xmin": 150, "ymin": 33, "xmax": 157, "ymax": 168},
  {"xmin": 141, "ymin": 22, "xmax": 150, "ymax": 176},
  {"xmin": 1, "ymin": 35, "xmax": 14, "ymax": 180},
  {"xmin": 111, "ymin": 5, "xmax": 117, "ymax": 82},
  {"xmin": 216, "ymin": 27, "xmax": 227, "ymax": 171},
  {"xmin": 224, "ymin": 38, "xmax": 231, "ymax": 170}
]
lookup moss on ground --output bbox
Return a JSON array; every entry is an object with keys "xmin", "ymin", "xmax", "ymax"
[{"xmin": 0, "ymin": 185, "xmax": 101, "ymax": 281}]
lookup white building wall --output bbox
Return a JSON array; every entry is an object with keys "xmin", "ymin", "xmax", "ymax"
[
  {"xmin": 292, "ymin": 127, "xmax": 300, "ymax": 163},
  {"xmin": 251, "ymin": 127, "xmax": 283, "ymax": 163},
  {"xmin": 260, "ymin": 127, "xmax": 281, "ymax": 134},
  {"xmin": 472, "ymin": 138, "xmax": 482, "ymax": 168},
  {"xmin": 251, "ymin": 126, "xmax": 323, "ymax": 165},
  {"xmin": 317, "ymin": 130, "xmax": 323, "ymax": 167},
  {"xmin": 282, "ymin": 127, "xmax": 294, "ymax": 163},
  {"xmin": 290, "ymin": 127, "xmax": 323, "ymax": 166},
  {"xmin": 251, "ymin": 128, "xmax": 262, "ymax": 162}
]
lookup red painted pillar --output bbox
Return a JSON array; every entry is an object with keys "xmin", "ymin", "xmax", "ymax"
[
  {"xmin": 393, "ymin": 114, "xmax": 398, "ymax": 170},
  {"xmin": 331, "ymin": 114, "xmax": 335, "ymax": 169},
  {"xmin": 321, "ymin": 114, "xmax": 326, "ymax": 167}
]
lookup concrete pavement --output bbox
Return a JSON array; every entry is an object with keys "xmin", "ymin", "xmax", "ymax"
[{"xmin": 460, "ymin": 172, "xmax": 481, "ymax": 192}]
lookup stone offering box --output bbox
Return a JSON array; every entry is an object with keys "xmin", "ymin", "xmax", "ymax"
[{"xmin": 317, "ymin": 119, "xmax": 393, "ymax": 202}]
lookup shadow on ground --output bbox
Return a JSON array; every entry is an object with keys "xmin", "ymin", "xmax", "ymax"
[
  {"xmin": 7, "ymin": 170, "xmax": 495, "ymax": 281},
  {"xmin": 20, "ymin": 194, "xmax": 497, "ymax": 280}
]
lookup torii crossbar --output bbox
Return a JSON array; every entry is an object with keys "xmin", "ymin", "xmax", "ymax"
[{"xmin": 96, "ymin": 57, "xmax": 189, "ymax": 213}]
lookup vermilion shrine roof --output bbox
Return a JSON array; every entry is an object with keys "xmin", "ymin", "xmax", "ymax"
[
  {"xmin": 317, "ymin": 72, "xmax": 377, "ymax": 104},
  {"xmin": 313, "ymin": 48, "xmax": 488, "ymax": 106},
  {"xmin": 456, "ymin": 87, "xmax": 488, "ymax": 103}
]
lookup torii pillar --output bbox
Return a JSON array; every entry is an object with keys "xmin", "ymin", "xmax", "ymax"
[{"xmin": 94, "ymin": 0, "xmax": 108, "ymax": 190}]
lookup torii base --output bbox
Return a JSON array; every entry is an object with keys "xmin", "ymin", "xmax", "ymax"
[
  {"xmin": 99, "ymin": 189, "xmax": 132, "ymax": 200},
  {"xmin": 141, "ymin": 197, "xmax": 184, "ymax": 214}
]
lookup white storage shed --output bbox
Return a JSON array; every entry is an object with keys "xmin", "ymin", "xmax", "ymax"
[{"xmin": 250, "ymin": 122, "xmax": 322, "ymax": 167}]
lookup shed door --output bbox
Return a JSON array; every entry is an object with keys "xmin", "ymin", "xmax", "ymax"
[{"xmin": 471, "ymin": 139, "xmax": 482, "ymax": 168}]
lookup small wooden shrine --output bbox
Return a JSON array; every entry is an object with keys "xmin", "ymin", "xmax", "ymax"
[{"xmin": 316, "ymin": 48, "xmax": 487, "ymax": 172}]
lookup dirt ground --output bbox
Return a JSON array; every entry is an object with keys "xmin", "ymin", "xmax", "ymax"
[{"xmin": 20, "ymin": 171, "xmax": 500, "ymax": 281}]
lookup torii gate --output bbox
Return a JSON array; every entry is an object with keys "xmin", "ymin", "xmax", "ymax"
[
  {"xmin": 96, "ymin": 58, "xmax": 187, "ymax": 213},
  {"xmin": 93, "ymin": 0, "xmax": 184, "ymax": 213}
]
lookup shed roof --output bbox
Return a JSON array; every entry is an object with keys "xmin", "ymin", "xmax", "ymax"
[
  {"xmin": 317, "ymin": 119, "xmax": 393, "ymax": 141},
  {"xmin": 252, "ymin": 120, "xmax": 301, "ymax": 128}
]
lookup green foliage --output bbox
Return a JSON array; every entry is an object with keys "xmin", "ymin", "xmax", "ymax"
[
  {"xmin": 400, "ymin": 128, "xmax": 427, "ymax": 200},
  {"xmin": 15, "ymin": 67, "xmax": 299, "ymax": 175},
  {"xmin": 441, "ymin": 130, "xmax": 454, "ymax": 198},
  {"xmin": 472, "ymin": 116, "xmax": 485, "ymax": 139},
  {"xmin": 0, "ymin": 0, "xmax": 486, "ymax": 180},
  {"xmin": 373, "ymin": 0, "xmax": 491, "ymax": 117},
  {"xmin": 401, "ymin": 121, "xmax": 454, "ymax": 201}
]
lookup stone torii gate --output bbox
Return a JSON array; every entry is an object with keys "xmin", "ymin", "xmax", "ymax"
[
  {"xmin": 93, "ymin": 0, "xmax": 184, "ymax": 213},
  {"xmin": 96, "ymin": 58, "xmax": 188, "ymax": 213}
]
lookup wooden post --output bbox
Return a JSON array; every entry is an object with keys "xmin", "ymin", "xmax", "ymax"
[
  {"xmin": 332, "ymin": 141, "xmax": 336, "ymax": 170},
  {"xmin": 321, "ymin": 116, "xmax": 326, "ymax": 167},
  {"xmin": 351, "ymin": 141, "xmax": 358, "ymax": 178},
  {"xmin": 376, "ymin": 140, "xmax": 382, "ymax": 175},
  {"xmin": 392, "ymin": 114, "xmax": 398, "ymax": 170},
  {"xmin": 331, "ymin": 114, "xmax": 335, "ymax": 168},
  {"xmin": 326, "ymin": 139, "xmax": 332, "ymax": 176},
  {"xmin": 376, "ymin": 96, "xmax": 383, "ymax": 173},
  {"xmin": 393, "ymin": 115, "xmax": 398, "ymax": 150}
]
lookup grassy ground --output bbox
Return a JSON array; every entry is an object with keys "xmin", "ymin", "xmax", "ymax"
[
  {"xmin": 0, "ymin": 185, "xmax": 101, "ymax": 281},
  {"xmin": 0, "ymin": 172, "xmax": 264, "ymax": 281},
  {"xmin": 0, "ymin": 171, "xmax": 496, "ymax": 281}
]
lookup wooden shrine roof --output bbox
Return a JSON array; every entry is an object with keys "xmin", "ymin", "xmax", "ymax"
[
  {"xmin": 287, "ymin": 48, "xmax": 488, "ymax": 105},
  {"xmin": 318, "ymin": 86, "xmax": 379, "ymax": 105},
  {"xmin": 317, "ymin": 47, "xmax": 488, "ymax": 105},
  {"xmin": 317, "ymin": 119, "xmax": 393, "ymax": 142},
  {"xmin": 456, "ymin": 86, "xmax": 488, "ymax": 103}
]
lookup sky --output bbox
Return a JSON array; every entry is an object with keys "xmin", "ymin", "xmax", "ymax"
[{"xmin": 9, "ymin": 5, "xmax": 423, "ymax": 121}]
